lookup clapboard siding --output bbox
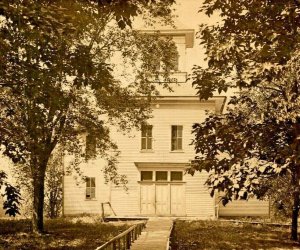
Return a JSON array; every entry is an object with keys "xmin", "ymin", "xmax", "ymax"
[
  {"xmin": 63, "ymin": 163, "xmax": 111, "ymax": 215},
  {"xmin": 63, "ymin": 98, "xmax": 269, "ymax": 218},
  {"xmin": 114, "ymin": 103, "xmax": 215, "ymax": 162},
  {"xmin": 63, "ymin": 100, "xmax": 219, "ymax": 217},
  {"xmin": 218, "ymin": 198, "xmax": 269, "ymax": 217},
  {"xmin": 106, "ymin": 101, "xmax": 216, "ymax": 217},
  {"xmin": 110, "ymin": 162, "xmax": 140, "ymax": 216},
  {"xmin": 185, "ymin": 172, "xmax": 215, "ymax": 217}
]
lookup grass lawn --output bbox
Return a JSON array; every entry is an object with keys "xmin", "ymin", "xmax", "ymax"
[
  {"xmin": 0, "ymin": 217, "xmax": 129, "ymax": 250},
  {"xmin": 171, "ymin": 220, "xmax": 300, "ymax": 250}
]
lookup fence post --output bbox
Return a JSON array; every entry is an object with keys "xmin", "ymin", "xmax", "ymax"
[
  {"xmin": 101, "ymin": 203, "xmax": 105, "ymax": 221},
  {"xmin": 118, "ymin": 238, "xmax": 121, "ymax": 249},
  {"xmin": 125, "ymin": 232, "xmax": 131, "ymax": 250},
  {"xmin": 134, "ymin": 227, "xmax": 137, "ymax": 240},
  {"xmin": 122, "ymin": 236, "xmax": 125, "ymax": 250}
]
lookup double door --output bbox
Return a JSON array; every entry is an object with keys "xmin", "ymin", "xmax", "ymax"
[{"xmin": 140, "ymin": 183, "xmax": 185, "ymax": 216}]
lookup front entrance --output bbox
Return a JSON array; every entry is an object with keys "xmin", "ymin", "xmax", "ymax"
[{"xmin": 140, "ymin": 183, "xmax": 185, "ymax": 216}]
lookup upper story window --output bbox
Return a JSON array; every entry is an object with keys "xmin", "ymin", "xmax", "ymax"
[
  {"xmin": 141, "ymin": 125, "xmax": 153, "ymax": 150},
  {"xmin": 171, "ymin": 125, "xmax": 183, "ymax": 151},
  {"xmin": 86, "ymin": 133, "xmax": 96, "ymax": 160},
  {"xmin": 173, "ymin": 54, "xmax": 179, "ymax": 72},
  {"xmin": 86, "ymin": 177, "xmax": 96, "ymax": 199},
  {"xmin": 155, "ymin": 52, "xmax": 179, "ymax": 72}
]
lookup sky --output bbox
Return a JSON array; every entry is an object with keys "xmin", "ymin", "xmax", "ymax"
[
  {"xmin": 175, "ymin": 0, "xmax": 205, "ymax": 69},
  {"xmin": 174, "ymin": 0, "xmax": 221, "ymax": 69},
  {"xmin": 175, "ymin": 0, "xmax": 204, "ymax": 29}
]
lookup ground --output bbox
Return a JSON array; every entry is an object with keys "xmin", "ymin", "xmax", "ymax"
[
  {"xmin": 0, "ymin": 217, "xmax": 129, "ymax": 250},
  {"xmin": 170, "ymin": 220, "xmax": 300, "ymax": 250}
]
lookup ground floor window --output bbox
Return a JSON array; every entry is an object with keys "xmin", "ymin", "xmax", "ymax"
[{"xmin": 86, "ymin": 177, "xmax": 96, "ymax": 199}]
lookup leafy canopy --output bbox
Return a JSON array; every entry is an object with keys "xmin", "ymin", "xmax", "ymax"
[
  {"xmin": 190, "ymin": 0, "xmax": 300, "ymax": 206},
  {"xmin": 0, "ymin": 0, "xmax": 178, "ymax": 216},
  {"xmin": 192, "ymin": 0, "xmax": 300, "ymax": 99}
]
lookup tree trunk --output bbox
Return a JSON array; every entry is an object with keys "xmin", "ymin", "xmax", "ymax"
[
  {"xmin": 49, "ymin": 190, "xmax": 57, "ymax": 219},
  {"xmin": 291, "ymin": 187, "xmax": 300, "ymax": 241},
  {"xmin": 32, "ymin": 166, "xmax": 47, "ymax": 234}
]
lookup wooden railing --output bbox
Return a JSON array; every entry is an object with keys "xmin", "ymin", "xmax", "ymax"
[{"xmin": 96, "ymin": 221, "xmax": 147, "ymax": 250}]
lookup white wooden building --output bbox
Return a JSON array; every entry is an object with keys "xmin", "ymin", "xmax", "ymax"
[{"xmin": 63, "ymin": 27, "xmax": 269, "ymax": 218}]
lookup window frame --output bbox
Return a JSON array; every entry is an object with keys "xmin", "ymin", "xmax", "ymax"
[
  {"xmin": 173, "ymin": 53, "xmax": 180, "ymax": 72},
  {"xmin": 139, "ymin": 170, "xmax": 184, "ymax": 183},
  {"xmin": 171, "ymin": 171, "xmax": 183, "ymax": 181},
  {"xmin": 141, "ymin": 125, "xmax": 153, "ymax": 150},
  {"xmin": 171, "ymin": 125, "xmax": 183, "ymax": 151},
  {"xmin": 85, "ymin": 177, "xmax": 96, "ymax": 200},
  {"xmin": 155, "ymin": 171, "xmax": 168, "ymax": 181},
  {"xmin": 141, "ymin": 171, "xmax": 153, "ymax": 181}
]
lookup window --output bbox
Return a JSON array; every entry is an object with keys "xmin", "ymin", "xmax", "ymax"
[
  {"xmin": 86, "ymin": 177, "xmax": 96, "ymax": 199},
  {"xmin": 141, "ymin": 125, "xmax": 153, "ymax": 150},
  {"xmin": 156, "ymin": 171, "xmax": 168, "ymax": 181},
  {"xmin": 173, "ymin": 54, "xmax": 179, "ymax": 72},
  {"xmin": 139, "ymin": 170, "xmax": 184, "ymax": 182},
  {"xmin": 155, "ymin": 55, "xmax": 179, "ymax": 72},
  {"xmin": 141, "ymin": 171, "xmax": 153, "ymax": 181},
  {"xmin": 171, "ymin": 171, "xmax": 183, "ymax": 181},
  {"xmin": 86, "ymin": 133, "xmax": 96, "ymax": 160},
  {"xmin": 171, "ymin": 125, "xmax": 183, "ymax": 151}
]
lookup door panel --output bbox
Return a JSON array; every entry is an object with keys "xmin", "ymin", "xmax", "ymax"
[
  {"xmin": 155, "ymin": 184, "xmax": 170, "ymax": 215},
  {"xmin": 140, "ymin": 184, "xmax": 155, "ymax": 214},
  {"xmin": 171, "ymin": 184, "xmax": 185, "ymax": 215},
  {"xmin": 140, "ymin": 183, "xmax": 186, "ymax": 216}
]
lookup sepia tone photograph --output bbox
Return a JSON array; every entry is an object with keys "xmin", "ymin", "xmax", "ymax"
[{"xmin": 0, "ymin": 0, "xmax": 300, "ymax": 249}]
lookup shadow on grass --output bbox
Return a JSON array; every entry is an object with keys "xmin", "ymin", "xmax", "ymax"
[
  {"xmin": 170, "ymin": 220, "xmax": 300, "ymax": 250},
  {"xmin": 0, "ymin": 218, "xmax": 129, "ymax": 250}
]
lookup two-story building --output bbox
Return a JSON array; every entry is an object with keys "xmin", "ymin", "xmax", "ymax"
[{"xmin": 62, "ymin": 26, "xmax": 269, "ymax": 218}]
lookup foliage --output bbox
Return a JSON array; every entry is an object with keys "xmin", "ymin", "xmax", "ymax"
[
  {"xmin": 192, "ymin": 0, "xmax": 300, "ymax": 100},
  {"xmin": 0, "ymin": 0, "xmax": 178, "ymax": 177},
  {"xmin": 191, "ymin": 50, "xmax": 300, "ymax": 203},
  {"xmin": 191, "ymin": 0, "xmax": 300, "ymax": 240},
  {"xmin": 0, "ymin": 170, "xmax": 21, "ymax": 216},
  {"xmin": 264, "ymin": 174, "xmax": 293, "ymax": 220},
  {"xmin": 0, "ymin": 0, "xmax": 177, "ymax": 232}
]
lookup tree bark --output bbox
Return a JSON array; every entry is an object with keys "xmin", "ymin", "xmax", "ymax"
[
  {"xmin": 32, "ymin": 165, "xmax": 47, "ymax": 234},
  {"xmin": 291, "ymin": 187, "xmax": 300, "ymax": 241}
]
